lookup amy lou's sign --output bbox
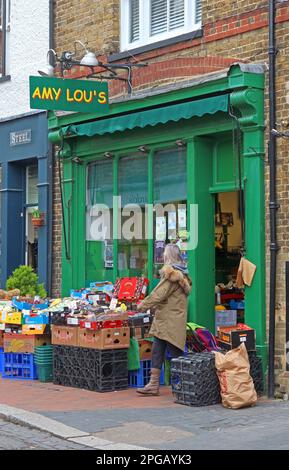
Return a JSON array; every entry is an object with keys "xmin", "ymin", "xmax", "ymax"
[{"xmin": 29, "ymin": 76, "xmax": 109, "ymax": 114}]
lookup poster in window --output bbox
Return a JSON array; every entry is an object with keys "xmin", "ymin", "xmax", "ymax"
[
  {"xmin": 104, "ymin": 241, "xmax": 113, "ymax": 268},
  {"xmin": 156, "ymin": 216, "xmax": 166, "ymax": 241},
  {"xmin": 168, "ymin": 211, "xmax": 176, "ymax": 240},
  {"xmin": 154, "ymin": 240, "xmax": 165, "ymax": 264},
  {"xmin": 178, "ymin": 207, "xmax": 187, "ymax": 239}
]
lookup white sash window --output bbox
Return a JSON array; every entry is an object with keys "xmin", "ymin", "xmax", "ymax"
[{"xmin": 121, "ymin": 0, "xmax": 202, "ymax": 51}]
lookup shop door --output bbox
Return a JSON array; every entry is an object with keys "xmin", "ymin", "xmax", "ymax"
[{"xmin": 25, "ymin": 164, "xmax": 38, "ymax": 271}]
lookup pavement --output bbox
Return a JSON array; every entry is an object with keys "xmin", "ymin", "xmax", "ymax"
[{"xmin": 1, "ymin": 377, "xmax": 289, "ymax": 450}]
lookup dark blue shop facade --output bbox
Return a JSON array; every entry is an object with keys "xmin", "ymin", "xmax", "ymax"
[{"xmin": 0, "ymin": 111, "xmax": 52, "ymax": 292}]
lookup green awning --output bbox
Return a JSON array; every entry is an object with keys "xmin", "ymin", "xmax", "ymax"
[{"xmin": 63, "ymin": 94, "xmax": 229, "ymax": 138}]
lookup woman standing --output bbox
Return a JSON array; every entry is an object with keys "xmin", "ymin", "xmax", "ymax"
[{"xmin": 137, "ymin": 243, "xmax": 192, "ymax": 396}]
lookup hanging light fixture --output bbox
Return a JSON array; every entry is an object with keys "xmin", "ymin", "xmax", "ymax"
[{"xmin": 38, "ymin": 49, "xmax": 57, "ymax": 77}]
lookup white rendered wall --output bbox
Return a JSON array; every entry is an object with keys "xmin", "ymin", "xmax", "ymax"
[{"xmin": 0, "ymin": 0, "xmax": 49, "ymax": 119}]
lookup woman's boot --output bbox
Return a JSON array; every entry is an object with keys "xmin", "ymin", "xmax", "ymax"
[{"xmin": 136, "ymin": 368, "xmax": 161, "ymax": 396}]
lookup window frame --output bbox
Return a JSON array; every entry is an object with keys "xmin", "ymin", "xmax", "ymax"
[
  {"xmin": 120, "ymin": 0, "xmax": 201, "ymax": 51},
  {"xmin": 0, "ymin": 0, "xmax": 10, "ymax": 78}
]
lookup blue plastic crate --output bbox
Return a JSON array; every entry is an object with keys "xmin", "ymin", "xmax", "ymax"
[
  {"xmin": 0, "ymin": 348, "xmax": 4, "ymax": 375},
  {"xmin": 229, "ymin": 300, "xmax": 245, "ymax": 310},
  {"xmin": 23, "ymin": 314, "xmax": 49, "ymax": 325},
  {"xmin": 12, "ymin": 298, "xmax": 49, "ymax": 311},
  {"xmin": 128, "ymin": 360, "xmax": 165, "ymax": 388},
  {"xmin": 2, "ymin": 353, "xmax": 38, "ymax": 380},
  {"xmin": 70, "ymin": 289, "xmax": 90, "ymax": 299}
]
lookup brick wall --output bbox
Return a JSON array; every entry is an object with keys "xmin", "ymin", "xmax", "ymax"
[{"xmin": 53, "ymin": 0, "xmax": 289, "ymax": 390}]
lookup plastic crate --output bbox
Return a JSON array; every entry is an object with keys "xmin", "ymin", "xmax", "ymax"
[
  {"xmin": 2, "ymin": 353, "xmax": 38, "ymax": 380},
  {"xmin": 128, "ymin": 360, "xmax": 165, "ymax": 388},
  {"xmin": 36, "ymin": 363, "xmax": 53, "ymax": 382},
  {"xmin": 229, "ymin": 300, "xmax": 245, "ymax": 310},
  {"xmin": 171, "ymin": 353, "xmax": 221, "ymax": 407},
  {"xmin": 53, "ymin": 345, "xmax": 128, "ymax": 392},
  {"xmin": 12, "ymin": 298, "xmax": 49, "ymax": 311},
  {"xmin": 23, "ymin": 314, "xmax": 49, "ymax": 325},
  {"xmin": 0, "ymin": 348, "xmax": 4, "ymax": 375},
  {"xmin": 70, "ymin": 289, "xmax": 90, "ymax": 299}
]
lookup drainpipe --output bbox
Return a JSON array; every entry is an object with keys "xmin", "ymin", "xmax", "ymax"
[
  {"xmin": 268, "ymin": 0, "xmax": 279, "ymax": 398},
  {"xmin": 47, "ymin": 0, "xmax": 54, "ymax": 295}
]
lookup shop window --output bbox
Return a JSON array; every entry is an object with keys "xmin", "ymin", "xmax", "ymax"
[
  {"xmin": 0, "ymin": 0, "xmax": 11, "ymax": 77},
  {"xmin": 118, "ymin": 154, "xmax": 148, "ymax": 278},
  {"xmin": 86, "ymin": 159, "xmax": 114, "ymax": 283},
  {"xmin": 153, "ymin": 147, "xmax": 187, "ymax": 283},
  {"xmin": 120, "ymin": 0, "xmax": 202, "ymax": 51}
]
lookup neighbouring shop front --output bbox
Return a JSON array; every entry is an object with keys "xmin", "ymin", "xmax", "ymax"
[
  {"xmin": 48, "ymin": 64, "xmax": 267, "ymax": 366},
  {"xmin": 0, "ymin": 111, "xmax": 51, "ymax": 292}
]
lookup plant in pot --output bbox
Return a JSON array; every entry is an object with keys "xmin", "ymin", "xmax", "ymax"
[
  {"xmin": 31, "ymin": 208, "xmax": 44, "ymax": 227},
  {"xmin": 6, "ymin": 265, "xmax": 47, "ymax": 298}
]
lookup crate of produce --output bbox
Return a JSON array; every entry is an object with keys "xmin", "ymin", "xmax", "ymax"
[
  {"xmin": 89, "ymin": 281, "xmax": 113, "ymax": 292},
  {"xmin": 128, "ymin": 360, "xmax": 165, "ymax": 388},
  {"xmin": 171, "ymin": 352, "xmax": 221, "ymax": 406},
  {"xmin": 2, "ymin": 352, "xmax": 38, "ymax": 380},
  {"xmin": 3, "ymin": 311, "xmax": 23, "ymax": 325},
  {"xmin": 70, "ymin": 289, "xmax": 90, "ymax": 299},
  {"xmin": 128, "ymin": 312, "xmax": 153, "ymax": 327},
  {"xmin": 4, "ymin": 333, "xmax": 50, "ymax": 353},
  {"xmin": 49, "ymin": 310, "xmax": 70, "ymax": 325},
  {"xmin": 12, "ymin": 298, "xmax": 49, "ymax": 311},
  {"xmin": 51, "ymin": 325, "xmax": 79, "ymax": 347},
  {"xmin": 113, "ymin": 277, "xmax": 149, "ymax": 301},
  {"xmin": 217, "ymin": 324, "xmax": 255, "ymax": 351},
  {"xmin": 79, "ymin": 319, "xmax": 124, "ymax": 330},
  {"xmin": 215, "ymin": 309, "xmax": 237, "ymax": 335},
  {"xmin": 23, "ymin": 314, "xmax": 49, "ymax": 325},
  {"xmin": 0, "ymin": 347, "xmax": 4, "ymax": 375},
  {"xmin": 78, "ymin": 327, "xmax": 130, "ymax": 350},
  {"xmin": 22, "ymin": 324, "xmax": 47, "ymax": 335},
  {"xmin": 53, "ymin": 345, "xmax": 128, "ymax": 392}
]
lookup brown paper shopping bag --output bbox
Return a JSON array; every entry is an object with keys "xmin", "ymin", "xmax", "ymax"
[{"xmin": 214, "ymin": 343, "xmax": 257, "ymax": 409}]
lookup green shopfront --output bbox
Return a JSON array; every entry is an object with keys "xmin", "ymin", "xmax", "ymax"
[{"xmin": 48, "ymin": 64, "xmax": 267, "ymax": 366}]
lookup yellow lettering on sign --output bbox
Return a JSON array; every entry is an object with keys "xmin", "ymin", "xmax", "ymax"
[
  {"xmin": 83, "ymin": 90, "xmax": 93, "ymax": 103},
  {"xmin": 74, "ymin": 90, "xmax": 83, "ymax": 103},
  {"xmin": 32, "ymin": 87, "xmax": 42, "ymax": 99},
  {"xmin": 98, "ymin": 91, "xmax": 107, "ymax": 104},
  {"xmin": 41, "ymin": 87, "xmax": 53, "ymax": 100},
  {"xmin": 53, "ymin": 88, "xmax": 62, "ymax": 101},
  {"xmin": 66, "ymin": 89, "xmax": 74, "ymax": 102}
]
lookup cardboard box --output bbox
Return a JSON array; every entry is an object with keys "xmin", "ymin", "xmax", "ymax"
[
  {"xmin": 130, "ymin": 325, "xmax": 151, "ymax": 339},
  {"xmin": 138, "ymin": 339, "xmax": 153, "ymax": 360},
  {"xmin": 51, "ymin": 325, "xmax": 79, "ymax": 346},
  {"xmin": 78, "ymin": 327, "xmax": 130, "ymax": 350},
  {"xmin": 217, "ymin": 325, "xmax": 256, "ymax": 351},
  {"xmin": 22, "ymin": 324, "xmax": 47, "ymax": 335},
  {"xmin": 4, "ymin": 333, "xmax": 50, "ymax": 353},
  {"xmin": 0, "ymin": 330, "xmax": 4, "ymax": 348}
]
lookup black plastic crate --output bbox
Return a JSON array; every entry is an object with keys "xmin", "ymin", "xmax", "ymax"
[
  {"xmin": 248, "ymin": 351, "xmax": 264, "ymax": 395},
  {"xmin": 53, "ymin": 345, "xmax": 128, "ymax": 392},
  {"xmin": 171, "ymin": 352, "xmax": 221, "ymax": 407}
]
